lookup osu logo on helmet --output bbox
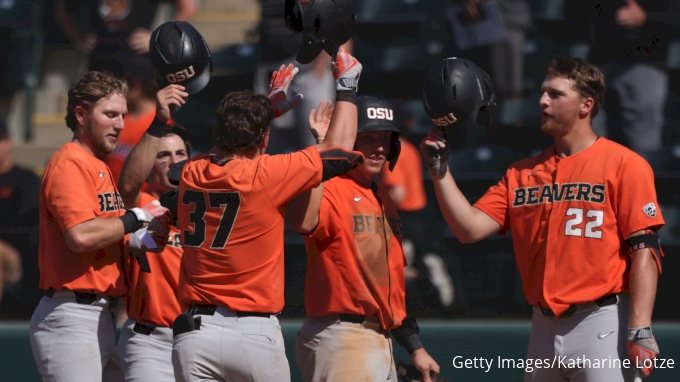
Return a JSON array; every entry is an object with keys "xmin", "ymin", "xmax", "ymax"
[
  {"xmin": 166, "ymin": 66, "xmax": 196, "ymax": 84},
  {"xmin": 431, "ymin": 113, "xmax": 458, "ymax": 127},
  {"xmin": 367, "ymin": 107, "xmax": 393, "ymax": 121}
]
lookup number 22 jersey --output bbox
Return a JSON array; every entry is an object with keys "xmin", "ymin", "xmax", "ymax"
[{"xmin": 473, "ymin": 138, "xmax": 665, "ymax": 317}]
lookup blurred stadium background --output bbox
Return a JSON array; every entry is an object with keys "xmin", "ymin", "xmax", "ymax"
[{"xmin": 1, "ymin": 0, "xmax": 680, "ymax": 380}]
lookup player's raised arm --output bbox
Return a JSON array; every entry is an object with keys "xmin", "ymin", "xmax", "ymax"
[
  {"xmin": 315, "ymin": 48, "xmax": 362, "ymax": 152},
  {"xmin": 420, "ymin": 129, "xmax": 501, "ymax": 243},
  {"xmin": 288, "ymin": 101, "xmax": 333, "ymax": 234},
  {"xmin": 119, "ymin": 84, "xmax": 188, "ymax": 208}
]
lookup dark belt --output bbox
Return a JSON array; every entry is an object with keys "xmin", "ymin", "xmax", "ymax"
[
  {"xmin": 133, "ymin": 321, "xmax": 156, "ymax": 335},
  {"xmin": 338, "ymin": 314, "xmax": 366, "ymax": 324},
  {"xmin": 188, "ymin": 305, "xmax": 272, "ymax": 318},
  {"xmin": 540, "ymin": 294, "xmax": 619, "ymax": 317},
  {"xmin": 45, "ymin": 289, "xmax": 118, "ymax": 309}
]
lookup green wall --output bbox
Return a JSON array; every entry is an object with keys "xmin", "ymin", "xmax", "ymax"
[{"xmin": 2, "ymin": 320, "xmax": 679, "ymax": 381}]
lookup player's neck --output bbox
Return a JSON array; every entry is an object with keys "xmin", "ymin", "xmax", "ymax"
[
  {"xmin": 348, "ymin": 168, "xmax": 376, "ymax": 188},
  {"xmin": 553, "ymin": 122, "xmax": 598, "ymax": 158},
  {"xmin": 72, "ymin": 133, "xmax": 103, "ymax": 160},
  {"xmin": 208, "ymin": 146, "xmax": 262, "ymax": 161}
]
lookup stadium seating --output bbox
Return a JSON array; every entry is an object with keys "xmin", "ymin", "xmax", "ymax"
[{"xmin": 0, "ymin": 0, "xmax": 44, "ymax": 141}]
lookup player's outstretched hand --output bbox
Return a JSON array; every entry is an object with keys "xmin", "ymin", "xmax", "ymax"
[
  {"xmin": 332, "ymin": 48, "xmax": 362, "ymax": 93},
  {"xmin": 156, "ymin": 84, "xmax": 189, "ymax": 124},
  {"xmin": 628, "ymin": 327, "xmax": 660, "ymax": 379},
  {"xmin": 309, "ymin": 101, "xmax": 334, "ymax": 142},
  {"xmin": 397, "ymin": 359, "xmax": 448, "ymax": 382},
  {"xmin": 269, "ymin": 63, "xmax": 304, "ymax": 118},
  {"xmin": 420, "ymin": 128, "xmax": 450, "ymax": 178}
]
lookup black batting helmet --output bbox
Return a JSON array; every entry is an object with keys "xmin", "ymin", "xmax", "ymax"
[
  {"xmin": 285, "ymin": 0, "xmax": 356, "ymax": 64},
  {"xmin": 357, "ymin": 96, "xmax": 401, "ymax": 171},
  {"xmin": 422, "ymin": 58, "xmax": 498, "ymax": 131},
  {"xmin": 149, "ymin": 21, "xmax": 212, "ymax": 95}
]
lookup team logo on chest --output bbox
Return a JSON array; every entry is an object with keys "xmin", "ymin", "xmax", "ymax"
[
  {"xmin": 512, "ymin": 182, "xmax": 606, "ymax": 207},
  {"xmin": 98, "ymin": 191, "xmax": 124, "ymax": 212}
]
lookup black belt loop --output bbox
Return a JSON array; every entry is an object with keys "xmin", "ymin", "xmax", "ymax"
[
  {"xmin": 45, "ymin": 289, "xmax": 56, "ymax": 298},
  {"xmin": 133, "ymin": 322, "xmax": 156, "ymax": 335}
]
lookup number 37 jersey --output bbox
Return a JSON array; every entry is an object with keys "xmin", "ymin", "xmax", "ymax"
[
  {"xmin": 176, "ymin": 148, "xmax": 323, "ymax": 313},
  {"xmin": 474, "ymin": 138, "xmax": 665, "ymax": 316}
]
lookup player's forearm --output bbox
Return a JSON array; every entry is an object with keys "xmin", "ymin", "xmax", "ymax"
[
  {"xmin": 119, "ymin": 133, "xmax": 162, "ymax": 208},
  {"xmin": 64, "ymin": 217, "xmax": 127, "ymax": 253},
  {"xmin": 316, "ymin": 100, "xmax": 357, "ymax": 151},
  {"xmin": 174, "ymin": 0, "xmax": 198, "ymax": 21},
  {"xmin": 432, "ymin": 172, "xmax": 489, "ymax": 243},
  {"xmin": 628, "ymin": 248, "xmax": 658, "ymax": 327},
  {"xmin": 287, "ymin": 184, "xmax": 325, "ymax": 234}
]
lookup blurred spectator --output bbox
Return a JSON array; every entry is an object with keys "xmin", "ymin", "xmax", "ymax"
[
  {"xmin": 255, "ymin": 0, "xmax": 349, "ymax": 154},
  {"xmin": 54, "ymin": 0, "xmax": 197, "ymax": 78},
  {"xmin": 0, "ymin": 122, "xmax": 40, "ymax": 318},
  {"xmin": 105, "ymin": 60, "xmax": 160, "ymax": 186},
  {"xmin": 449, "ymin": 0, "xmax": 532, "ymax": 100},
  {"xmin": 575, "ymin": 0, "xmax": 680, "ymax": 154},
  {"xmin": 380, "ymin": 101, "xmax": 455, "ymax": 312}
]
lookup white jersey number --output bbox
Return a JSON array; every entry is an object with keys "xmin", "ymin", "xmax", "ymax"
[{"xmin": 564, "ymin": 208, "xmax": 603, "ymax": 239}]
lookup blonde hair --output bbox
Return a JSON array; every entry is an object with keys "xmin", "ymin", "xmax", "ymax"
[
  {"xmin": 65, "ymin": 71, "xmax": 130, "ymax": 131},
  {"xmin": 544, "ymin": 56, "xmax": 606, "ymax": 118}
]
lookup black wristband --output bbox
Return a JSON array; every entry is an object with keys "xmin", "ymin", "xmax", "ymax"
[
  {"xmin": 336, "ymin": 90, "xmax": 356, "ymax": 104},
  {"xmin": 146, "ymin": 117, "xmax": 167, "ymax": 138},
  {"xmin": 402, "ymin": 333, "xmax": 424, "ymax": 355},
  {"xmin": 120, "ymin": 210, "xmax": 144, "ymax": 234}
]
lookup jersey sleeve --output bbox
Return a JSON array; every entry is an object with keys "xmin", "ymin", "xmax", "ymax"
[
  {"xmin": 43, "ymin": 158, "xmax": 98, "ymax": 232},
  {"xmin": 473, "ymin": 174, "xmax": 511, "ymax": 231},
  {"xmin": 262, "ymin": 146, "xmax": 323, "ymax": 207},
  {"xmin": 615, "ymin": 155, "xmax": 665, "ymax": 236}
]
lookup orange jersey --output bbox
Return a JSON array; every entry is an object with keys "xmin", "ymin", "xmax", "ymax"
[
  {"xmin": 104, "ymin": 109, "xmax": 156, "ymax": 185},
  {"xmin": 474, "ymin": 138, "xmax": 665, "ymax": 316},
  {"xmin": 126, "ymin": 192, "xmax": 183, "ymax": 327},
  {"xmin": 177, "ymin": 147, "xmax": 323, "ymax": 312},
  {"xmin": 39, "ymin": 142, "xmax": 127, "ymax": 295},
  {"xmin": 304, "ymin": 174, "xmax": 407, "ymax": 330},
  {"xmin": 381, "ymin": 138, "xmax": 426, "ymax": 212}
]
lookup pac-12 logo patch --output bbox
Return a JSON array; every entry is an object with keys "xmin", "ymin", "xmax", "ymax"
[{"xmin": 642, "ymin": 202, "xmax": 657, "ymax": 218}]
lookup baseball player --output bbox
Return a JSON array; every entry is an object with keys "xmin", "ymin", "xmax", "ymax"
[
  {"xmin": 115, "ymin": 83, "xmax": 193, "ymax": 382},
  {"xmin": 29, "ymin": 71, "xmax": 171, "ymax": 382},
  {"xmin": 289, "ymin": 96, "xmax": 440, "ymax": 382},
  {"xmin": 420, "ymin": 56, "xmax": 664, "ymax": 381},
  {"xmin": 171, "ymin": 49, "xmax": 364, "ymax": 382},
  {"xmin": 113, "ymin": 19, "xmax": 216, "ymax": 381}
]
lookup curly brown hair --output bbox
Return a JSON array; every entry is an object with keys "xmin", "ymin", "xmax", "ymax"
[
  {"xmin": 214, "ymin": 90, "xmax": 273, "ymax": 153},
  {"xmin": 162, "ymin": 124, "xmax": 193, "ymax": 157},
  {"xmin": 544, "ymin": 56, "xmax": 606, "ymax": 118},
  {"xmin": 65, "ymin": 71, "xmax": 130, "ymax": 132}
]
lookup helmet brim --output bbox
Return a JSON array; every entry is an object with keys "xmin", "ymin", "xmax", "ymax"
[
  {"xmin": 182, "ymin": 63, "xmax": 211, "ymax": 95},
  {"xmin": 358, "ymin": 121, "xmax": 400, "ymax": 134},
  {"xmin": 296, "ymin": 41, "xmax": 324, "ymax": 65}
]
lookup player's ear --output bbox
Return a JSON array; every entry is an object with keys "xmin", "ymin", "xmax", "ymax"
[
  {"xmin": 75, "ymin": 105, "xmax": 88, "ymax": 127},
  {"xmin": 580, "ymin": 97, "xmax": 594, "ymax": 118}
]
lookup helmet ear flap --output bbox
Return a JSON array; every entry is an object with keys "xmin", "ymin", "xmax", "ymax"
[
  {"xmin": 388, "ymin": 133, "xmax": 401, "ymax": 172},
  {"xmin": 285, "ymin": 0, "xmax": 304, "ymax": 32}
]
